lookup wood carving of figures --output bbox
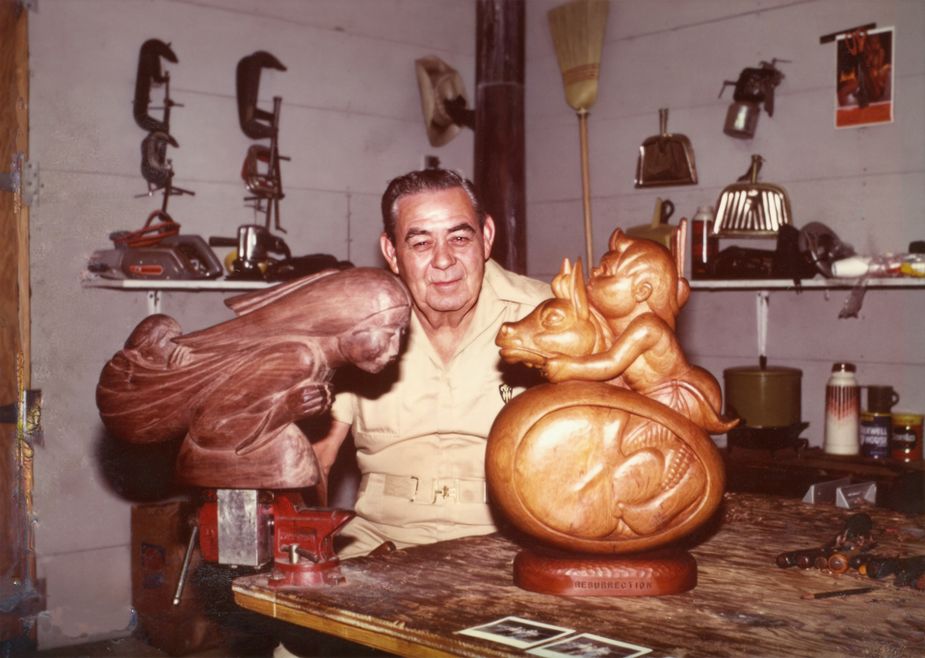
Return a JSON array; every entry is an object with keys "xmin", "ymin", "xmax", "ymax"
[
  {"xmin": 97, "ymin": 268, "xmax": 411, "ymax": 490},
  {"xmin": 489, "ymin": 228, "xmax": 733, "ymax": 556},
  {"xmin": 541, "ymin": 229, "xmax": 736, "ymax": 433}
]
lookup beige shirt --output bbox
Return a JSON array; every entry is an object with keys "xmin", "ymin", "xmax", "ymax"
[{"xmin": 331, "ymin": 260, "xmax": 550, "ymax": 557}]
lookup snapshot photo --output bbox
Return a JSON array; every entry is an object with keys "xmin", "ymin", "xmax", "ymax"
[
  {"xmin": 457, "ymin": 616, "xmax": 574, "ymax": 649},
  {"xmin": 527, "ymin": 632, "xmax": 653, "ymax": 658}
]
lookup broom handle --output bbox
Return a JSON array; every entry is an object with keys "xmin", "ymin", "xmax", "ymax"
[{"xmin": 578, "ymin": 109, "xmax": 594, "ymax": 268}]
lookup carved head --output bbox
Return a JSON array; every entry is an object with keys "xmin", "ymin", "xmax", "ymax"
[
  {"xmin": 496, "ymin": 258, "xmax": 611, "ymax": 367},
  {"xmin": 338, "ymin": 305, "xmax": 410, "ymax": 373},
  {"xmin": 588, "ymin": 229, "xmax": 690, "ymax": 327}
]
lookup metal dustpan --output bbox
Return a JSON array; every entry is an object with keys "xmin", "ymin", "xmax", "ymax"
[
  {"xmin": 713, "ymin": 154, "xmax": 792, "ymax": 237},
  {"xmin": 635, "ymin": 108, "xmax": 698, "ymax": 188}
]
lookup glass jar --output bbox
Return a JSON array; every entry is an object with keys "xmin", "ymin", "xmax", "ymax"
[{"xmin": 891, "ymin": 413, "xmax": 923, "ymax": 462}]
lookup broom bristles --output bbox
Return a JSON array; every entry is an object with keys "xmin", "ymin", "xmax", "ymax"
[{"xmin": 548, "ymin": 0, "xmax": 609, "ymax": 111}]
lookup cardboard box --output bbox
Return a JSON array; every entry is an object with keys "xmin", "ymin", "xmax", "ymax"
[{"xmin": 131, "ymin": 500, "xmax": 224, "ymax": 656}]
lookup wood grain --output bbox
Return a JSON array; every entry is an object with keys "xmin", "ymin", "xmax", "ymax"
[
  {"xmin": 234, "ymin": 493, "xmax": 925, "ymax": 657},
  {"xmin": 0, "ymin": 1, "xmax": 33, "ymax": 644}
]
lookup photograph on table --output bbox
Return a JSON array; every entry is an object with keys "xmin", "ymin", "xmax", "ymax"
[
  {"xmin": 528, "ymin": 632, "xmax": 653, "ymax": 658},
  {"xmin": 457, "ymin": 616, "xmax": 574, "ymax": 649}
]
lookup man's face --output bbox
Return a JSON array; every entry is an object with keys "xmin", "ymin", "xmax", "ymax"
[{"xmin": 380, "ymin": 187, "xmax": 494, "ymax": 324}]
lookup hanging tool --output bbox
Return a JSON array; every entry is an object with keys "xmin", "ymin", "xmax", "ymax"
[
  {"xmin": 548, "ymin": 0, "xmax": 610, "ymax": 269},
  {"xmin": 719, "ymin": 59, "xmax": 788, "ymax": 139},
  {"xmin": 133, "ymin": 39, "xmax": 179, "ymax": 134},
  {"xmin": 635, "ymin": 108, "xmax": 698, "ymax": 187},
  {"xmin": 236, "ymin": 51, "xmax": 289, "ymax": 233}
]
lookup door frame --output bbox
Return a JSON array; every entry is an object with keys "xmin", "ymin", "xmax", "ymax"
[{"xmin": 1, "ymin": 0, "xmax": 39, "ymax": 650}]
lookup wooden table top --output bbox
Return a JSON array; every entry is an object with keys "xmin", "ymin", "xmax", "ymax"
[{"xmin": 232, "ymin": 493, "xmax": 925, "ymax": 657}]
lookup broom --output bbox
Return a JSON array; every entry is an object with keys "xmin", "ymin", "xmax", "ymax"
[{"xmin": 548, "ymin": 0, "xmax": 609, "ymax": 269}]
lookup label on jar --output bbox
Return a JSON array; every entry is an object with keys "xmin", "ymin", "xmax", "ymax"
[
  {"xmin": 891, "ymin": 414, "xmax": 923, "ymax": 462},
  {"xmin": 891, "ymin": 429, "xmax": 921, "ymax": 460},
  {"xmin": 860, "ymin": 412, "xmax": 890, "ymax": 459}
]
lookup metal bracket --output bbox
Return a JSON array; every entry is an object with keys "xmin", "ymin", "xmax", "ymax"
[
  {"xmin": 1, "ymin": 154, "xmax": 41, "ymax": 207},
  {"xmin": 147, "ymin": 290, "xmax": 162, "ymax": 315}
]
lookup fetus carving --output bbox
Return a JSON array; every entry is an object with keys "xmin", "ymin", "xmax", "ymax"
[
  {"xmin": 488, "ymin": 228, "xmax": 735, "ymax": 555},
  {"xmin": 97, "ymin": 268, "xmax": 411, "ymax": 490}
]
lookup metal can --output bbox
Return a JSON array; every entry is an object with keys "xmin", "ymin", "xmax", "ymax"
[
  {"xmin": 890, "ymin": 412, "xmax": 923, "ymax": 462},
  {"xmin": 859, "ymin": 411, "xmax": 891, "ymax": 459}
]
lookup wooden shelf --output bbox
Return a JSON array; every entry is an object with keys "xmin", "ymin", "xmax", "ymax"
[
  {"xmin": 81, "ymin": 275, "xmax": 270, "ymax": 291},
  {"xmin": 690, "ymin": 276, "xmax": 925, "ymax": 290}
]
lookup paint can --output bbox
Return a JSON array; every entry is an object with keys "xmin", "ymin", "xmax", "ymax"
[
  {"xmin": 859, "ymin": 411, "xmax": 891, "ymax": 459},
  {"xmin": 891, "ymin": 413, "xmax": 923, "ymax": 462}
]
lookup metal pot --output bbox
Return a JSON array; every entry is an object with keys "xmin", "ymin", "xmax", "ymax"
[{"xmin": 724, "ymin": 365, "xmax": 802, "ymax": 429}]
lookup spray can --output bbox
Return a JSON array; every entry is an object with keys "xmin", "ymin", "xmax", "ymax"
[
  {"xmin": 691, "ymin": 205, "xmax": 718, "ymax": 279},
  {"xmin": 824, "ymin": 362, "xmax": 859, "ymax": 455}
]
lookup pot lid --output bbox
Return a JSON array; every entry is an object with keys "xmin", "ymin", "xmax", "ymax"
[{"xmin": 724, "ymin": 365, "xmax": 802, "ymax": 377}]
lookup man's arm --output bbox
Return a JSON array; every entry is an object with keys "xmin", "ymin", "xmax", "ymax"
[{"xmin": 310, "ymin": 419, "xmax": 351, "ymax": 507}]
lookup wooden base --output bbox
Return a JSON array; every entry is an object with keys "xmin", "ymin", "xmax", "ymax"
[{"xmin": 513, "ymin": 547, "xmax": 697, "ymax": 597}]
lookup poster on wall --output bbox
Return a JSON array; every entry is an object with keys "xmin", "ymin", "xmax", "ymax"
[{"xmin": 835, "ymin": 26, "xmax": 894, "ymax": 128}]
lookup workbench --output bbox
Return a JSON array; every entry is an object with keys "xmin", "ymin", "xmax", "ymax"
[{"xmin": 232, "ymin": 493, "xmax": 925, "ymax": 657}]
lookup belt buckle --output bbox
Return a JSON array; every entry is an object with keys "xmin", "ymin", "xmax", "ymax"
[{"xmin": 432, "ymin": 478, "xmax": 458, "ymax": 505}]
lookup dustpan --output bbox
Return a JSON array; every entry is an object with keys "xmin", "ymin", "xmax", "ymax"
[
  {"xmin": 713, "ymin": 154, "xmax": 792, "ymax": 237},
  {"xmin": 635, "ymin": 108, "xmax": 698, "ymax": 188}
]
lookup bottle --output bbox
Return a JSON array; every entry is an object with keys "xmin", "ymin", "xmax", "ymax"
[
  {"xmin": 824, "ymin": 362, "xmax": 859, "ymax": 455},
  {"xmin": 691, "ymin": 205, "xmax": 718, "ymax": 279}
]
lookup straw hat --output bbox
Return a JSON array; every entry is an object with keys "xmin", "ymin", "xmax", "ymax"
[{"xmin": 415, "ymin": 56, "xmax": 469, "ymax": 147}]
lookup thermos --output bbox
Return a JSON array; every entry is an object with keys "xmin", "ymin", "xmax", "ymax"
[{"xmin": 824, "ymin": 362, "xmax": 859, "ymax": 455}]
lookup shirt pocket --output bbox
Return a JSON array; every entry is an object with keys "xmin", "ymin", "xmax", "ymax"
[{"xmin": 354, "ymin": 388, "xmax": 402, "ymax": 446}]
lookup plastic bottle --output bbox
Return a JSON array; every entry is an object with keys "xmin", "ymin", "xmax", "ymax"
[
  {"xmin": 690, "ymin": 205, "xmax": 718, "ymax": 279},
  {"xmin": 824, "ymin": 362, "xmax": 859, "ymax": 455}
]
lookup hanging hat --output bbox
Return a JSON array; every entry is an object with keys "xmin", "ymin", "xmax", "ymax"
[{"xmin": 415, "ymin": 56, "xmax": 470, "ymax": 147}]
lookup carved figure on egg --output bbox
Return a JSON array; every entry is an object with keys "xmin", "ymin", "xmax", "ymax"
[
  {"xmin": 536, "ymin": 229, "xmax": 735, "ymax": 433},
  {"xmin": 488, "ymin": 228, "xmax": 735, "ymax": 559}
]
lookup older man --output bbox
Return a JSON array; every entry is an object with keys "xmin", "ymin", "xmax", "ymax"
[{"xmin": 312, "ymin": 168, "xmax": 550, "ymax": 558}]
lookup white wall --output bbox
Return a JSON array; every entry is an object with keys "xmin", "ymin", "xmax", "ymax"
[
  {"xmin": 27, "ymin": 0, "xmax": 925, "ymax": 649},
  {"xmin": 29, "ymin": 0, "xmax": 474, "ymax": 648},
  {"xmin": 523, "ymin": 0, "xmax": 925, "ymax": 445}
]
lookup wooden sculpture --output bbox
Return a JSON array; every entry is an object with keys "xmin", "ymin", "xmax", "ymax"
[
  {"xmin": 97, "ymin": 268, "xmax": 411, "ymax": 490},
  {"xmin": 488, "ymin": 228, "xmax": 737, "ymax": 596}
]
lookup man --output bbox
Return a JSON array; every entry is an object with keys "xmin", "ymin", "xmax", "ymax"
[{"xmin": 311, "ymin": 168, "xmax": 550, "ymax": 558}]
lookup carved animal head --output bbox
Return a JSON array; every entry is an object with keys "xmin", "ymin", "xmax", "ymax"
[{"xmin": 496, "ymin": 258, "xmax": 611, "ymax": 367}]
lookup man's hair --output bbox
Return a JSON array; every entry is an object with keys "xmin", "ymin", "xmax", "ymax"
[{"xmin": 380, "ymin": 168, "xmax": 486, "ymax": 243}]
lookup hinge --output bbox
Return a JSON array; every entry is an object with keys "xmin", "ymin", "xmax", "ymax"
[{"xmin": 0, "ymin": 154, "xmax": 41, "ymax": 207}]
